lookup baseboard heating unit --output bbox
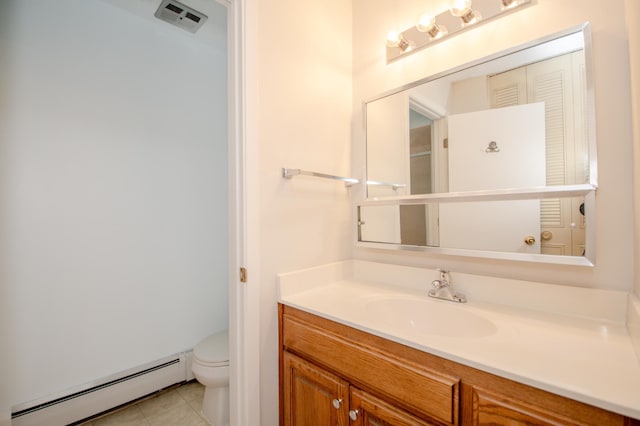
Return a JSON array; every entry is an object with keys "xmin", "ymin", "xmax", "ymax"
[{"xmin": 11, "ymin": 352, "xmax": 191, "ymax": 426}]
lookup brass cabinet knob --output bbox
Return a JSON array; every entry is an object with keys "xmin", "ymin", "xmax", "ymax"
[{"xmin": 524, "ymin": 236, "xmax": 536, "ymax": 246}]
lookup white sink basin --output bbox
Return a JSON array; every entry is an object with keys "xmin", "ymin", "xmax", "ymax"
[{"xmin": 364, "ymin": 296, "xmax": 497, "ymax": 338}]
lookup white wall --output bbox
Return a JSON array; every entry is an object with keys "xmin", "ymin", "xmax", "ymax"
[
  {"xmin": 352, "ymin": 0, "xmax": 635, "ymax": 291},
  {"xmin": 0, "ymin": 0, "xmax": 228, "ymax": 407},
  {"xmin": 248, "ymin": 0, "xmax": 353, "ymax": 424}
]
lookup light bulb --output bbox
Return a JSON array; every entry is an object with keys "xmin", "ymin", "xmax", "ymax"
[
  {"xmin": 386, "ymin": 31, "xmax": 401, "ymax": 47},
  {"xmin": 449, "ymin": 0, "xmax": 481, "ymax": 26},
  {"xmin": 416, "ymin": 15, "xmax": 448, "ymax": 40},
  {"xmin": 416, "ymin": 15, "xmax": 436, "ymax": 33},
  {"xmin": 386, "ymin": 31, "xmax": 411, "ymax": 51},
  {"xmin": 449, "ymin": 0, "xmax": 472, "ymax": 16}
]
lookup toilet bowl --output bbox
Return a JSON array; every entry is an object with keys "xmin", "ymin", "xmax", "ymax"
[{"xmin": 191, "ymin": 331, "xmax": 229, "ymax": 426}]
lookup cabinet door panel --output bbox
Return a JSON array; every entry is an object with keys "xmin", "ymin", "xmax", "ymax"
[
  {"xmin": 283, "ymin": 351, "xmax": 349, "ymax": 426},
  {"xmin": 351, "ymin": 387, "xmax": 446, "ymax": 426},
  {"xmin": 472, "ymin": 386, "xmax": 607, "ymax": 426}
]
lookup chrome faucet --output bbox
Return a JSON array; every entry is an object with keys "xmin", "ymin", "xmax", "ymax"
[{"xmin": 428, "ymin": 269, "xmax": 467, "ymax": 303}]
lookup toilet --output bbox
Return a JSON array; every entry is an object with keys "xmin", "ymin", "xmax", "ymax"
[{"xmin": 191, "ymin": 331, "xmax": 229, "ymax": 426}]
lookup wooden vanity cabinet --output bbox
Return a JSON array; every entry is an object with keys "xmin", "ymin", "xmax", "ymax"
[{"xmin": 280, "ymin": 304, "xmax": 640, "ymax": 426}]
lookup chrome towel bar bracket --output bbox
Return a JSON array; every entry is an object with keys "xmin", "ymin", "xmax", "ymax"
[{"xmin": 282, "ymin": 168, "xmax": 360, "ymax": 186}]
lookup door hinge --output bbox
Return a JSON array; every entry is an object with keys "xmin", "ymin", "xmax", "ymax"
[{"xmin": 239, "ymin": 267, "xmax": 248, "ymax": 283}]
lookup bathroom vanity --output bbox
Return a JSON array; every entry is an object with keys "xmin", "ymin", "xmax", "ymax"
[
  {"xmin": 278, "ymin": 261, "xmax": 640, "ymax": 425},
  {"xmin": 281, "ymin": 305, "xmax": 634, "ymax": 425}
]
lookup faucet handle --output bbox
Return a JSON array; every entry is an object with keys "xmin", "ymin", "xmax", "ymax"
[{"xmin": 436, "ymin": 268, "xmax": 450, "ymax": 282}]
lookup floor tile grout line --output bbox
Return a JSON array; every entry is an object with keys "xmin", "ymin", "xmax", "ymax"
[{"xmin": 84, "ymin": 382, "xmax": 206, "ymax": 426}]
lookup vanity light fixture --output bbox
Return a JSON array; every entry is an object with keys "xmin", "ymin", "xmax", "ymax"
[
  {"xmin": 416, "ymin": 15, "xmax": 448, "ymax": 40},
  {"xmin": 449, "ymin": 0, "xmax": 482, "ymax": 27},
  {"xmin": 386, "ymin": 0, "xmax": 533, "ymax": 62}
]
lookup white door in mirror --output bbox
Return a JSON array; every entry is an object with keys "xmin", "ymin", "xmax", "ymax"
[{"xmin": 440, "ymin": 103, "xmax": 545, "ymax": 253}]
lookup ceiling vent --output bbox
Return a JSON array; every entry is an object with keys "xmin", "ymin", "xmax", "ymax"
[{"xmin": 154, "ymin": 0, "xmax": 208, "ymax": 33}]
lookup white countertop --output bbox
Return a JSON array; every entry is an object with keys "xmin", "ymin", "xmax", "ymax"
[{"xmin": 278, "ymin": 260, "xmax": 640, "ymax": 419}]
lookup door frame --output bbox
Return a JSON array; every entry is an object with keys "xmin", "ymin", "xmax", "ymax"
[{"xmin": 224, "ymin": 0, "xmax": 261, "ymax": 424}]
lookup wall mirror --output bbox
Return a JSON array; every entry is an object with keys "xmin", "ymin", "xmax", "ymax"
[{"xmin": 358, "ymin": 23, "xmax": 596, "ymax": 266}]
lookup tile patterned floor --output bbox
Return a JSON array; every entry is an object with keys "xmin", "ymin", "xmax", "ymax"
[{"xmin": 80, "ymin": 381, "xmax": 209, "ymax": 426}]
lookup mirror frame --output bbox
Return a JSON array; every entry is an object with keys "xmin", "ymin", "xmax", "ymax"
[{"xmin": 357, "ymin": 22, "xmax": 597, "ymax": 267}]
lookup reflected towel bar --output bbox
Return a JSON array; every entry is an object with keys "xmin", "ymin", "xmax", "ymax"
[
  {"xmin": 282, "ymin": 168, "xmax": 360, "ymax": 186},
  {"xmin": 366, "ymin": 180, "xmax": 406, "ymax": 190},
  {"xmin": 282, "ymin": 168, "xmax": 406, "ymax": 190}
]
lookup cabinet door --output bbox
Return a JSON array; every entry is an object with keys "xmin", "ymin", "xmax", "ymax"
[
  {"xmin": 350, "ymin": 387, "xmax": 443, "ymax": 426},
  {"xmin": 283, "ymin": 351, "xmax": 349, "ymax": 426},
  {"xmin": 471, "ymin": 386, "xmax": 594, "ymax": 426}
]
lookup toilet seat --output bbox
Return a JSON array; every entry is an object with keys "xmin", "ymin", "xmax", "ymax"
[{"xmin": 194, "ymin": 331, "xmax": 229, "ymax": 367}]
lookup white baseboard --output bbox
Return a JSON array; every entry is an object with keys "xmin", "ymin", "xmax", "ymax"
[{"xmin": 12, "ymin": 353, "xmax": 190, "ymax": 426}]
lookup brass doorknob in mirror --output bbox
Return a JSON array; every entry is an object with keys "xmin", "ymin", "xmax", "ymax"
[
  {"xmin": 524, "ymin": 236, "xmax": 536, "ymax": 246},
  {"xmin": 541, "ymin": 231, "xmax": 553, "ymax": 241}
]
